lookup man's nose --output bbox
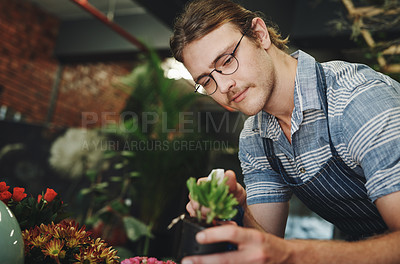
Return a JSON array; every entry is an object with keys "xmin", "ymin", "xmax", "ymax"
[{"xmin": 214, "ymin": 74, "xmax": 235, "ymax": 94}]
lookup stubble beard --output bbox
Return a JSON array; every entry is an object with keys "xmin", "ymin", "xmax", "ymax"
[{"xmin": 239, "ymin": 66, "xmax": 276, "ymax": 117}]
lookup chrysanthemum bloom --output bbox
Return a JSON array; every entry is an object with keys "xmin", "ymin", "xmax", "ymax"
[
  {"xmin": 99, "ymin": 246, "xmax": 120, "ymax": 264},
  {"xmin": 74, "ymin": 237, "xmax": 119, "ymax": 264},
  {"xmin": 24, "ymin": 220, "xmax": 119, "ymax": 263},
  {"xmin": 28, "ymin": 228, "xmax": 51, "ymax": 248},
  {"xmin": 42, "ymin": 238, "xmax": 65, "ymax": 258}
]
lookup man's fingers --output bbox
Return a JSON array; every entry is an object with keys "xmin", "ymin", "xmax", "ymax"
[
  {"xmin": 196, "ymin": 225, "xmax": 259, "ymax": 245},
  {"xmin": 215, "ymin": 220, "xmax": 238, "ymax": 226},
  {"xmin": 186, "ymin": 199, "xmax": 211, "ymax": 217},
  {"xmin": 225, "ymin": 170, "xmax": 237, "ymax": 192},
  {"xmin": 186, "ymin": 201, "xmax": 196, "ymax": 216}
]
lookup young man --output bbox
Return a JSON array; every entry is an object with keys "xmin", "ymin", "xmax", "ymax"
[{"xmin": 170, "ymin": 0, "xmax": 400, "ymax": 263}]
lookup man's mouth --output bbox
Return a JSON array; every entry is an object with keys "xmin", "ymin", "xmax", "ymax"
[{"xmin": 231, "ymin": 88, "xmax": 249, "ymax": 103}]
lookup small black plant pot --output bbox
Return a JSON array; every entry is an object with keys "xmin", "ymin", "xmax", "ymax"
[{"xmin": 177, "ymin": 216, "xmax": 232, "ymax": 261}]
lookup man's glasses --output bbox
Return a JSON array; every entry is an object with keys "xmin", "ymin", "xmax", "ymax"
[{"xmin": 194, "ymin": 33, "xmax": 245, "ymax": 95}]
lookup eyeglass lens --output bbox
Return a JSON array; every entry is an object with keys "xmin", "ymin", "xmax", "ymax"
[{"xmin": 195, "ymin": 55, "xmax": 239, "ymax": 95}]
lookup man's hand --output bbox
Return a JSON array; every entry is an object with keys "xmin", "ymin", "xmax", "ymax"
[
  {"xmin": 186, "ymin": 170, "xmax": 247, "ymax": 218},
  {"xmin": 181, "ymin": 224, "xmax": 294, "ymax": 264}
]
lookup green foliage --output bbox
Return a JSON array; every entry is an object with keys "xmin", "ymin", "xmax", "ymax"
[
  {"xmin": 115, "ymin": 48, "xmax": 210, "ymax": 230},
  {"xmin": 9, "ymin": 195, "xmax": 68, "ymax": 230},
  {"xmin": 186, "ymin": 172, "xmax": 238, "ymax": 224},
  {"xmin": 123, "ymin": 216, "xmax": 153, "ymax": 241},
  {"xmin": 79, "ymin": 147, "xmax": 151, "ymax": 247},
  {"xmin": 119, "ymin": 48, "xmax": 199, "ymax": 142}
]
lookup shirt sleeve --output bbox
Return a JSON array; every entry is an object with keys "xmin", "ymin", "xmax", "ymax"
[
  {"xmin": 239, "ymin": 121, "xmax": 292, "ymax": 205},
  {"xmin": 340, "ymin": 73, "xmax": 400, "ymax": 202}
]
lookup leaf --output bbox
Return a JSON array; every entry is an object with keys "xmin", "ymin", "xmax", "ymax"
[
  {"xmin": 86, "ymin": 169, "xmax": 98, "ymax": 182},
  {"xmin": 80, "ymin": 188, "xmax": 93, "ymax": 196},
  {"xmin": 27, "ymin": 196, "xmax": 36, "ymax": 208},
  {"xmin": 110, "ymin": 200, "xmax": 129, "ymax": 215},
  {"xmin": 121, "ymin": 151, "xmax": 135, "ymax": 158},
  {"xmin": 186, "ymin": 173, "xmax": 239, "ymax": 224},
  {"xmin": 123, "ymin": 216, "xmax": 153, "ymax": 241},
  {"xmin": 110, "ymin": 176, "xmax": 123, "ymax": 182},
  {"xmin": 129, "ymin": 171, "xmax": 140, "ymax": 178},
  {"xmin": 114, "ymin": 163, "xmax": 125, "ymax": 170},
  {"xmin": 103, "ymin": 150, "xmax": 117, "ymax": 159}
]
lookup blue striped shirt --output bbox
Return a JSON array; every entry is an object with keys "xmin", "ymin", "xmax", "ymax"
[{"xmin": 239, "ymin": 50, "xmax": 400, "ymax": 206}]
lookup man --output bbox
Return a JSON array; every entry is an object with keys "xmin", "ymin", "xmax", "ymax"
[{"xmin": 170, "ymin": 0, "xmax": 400, "ymax": 263}]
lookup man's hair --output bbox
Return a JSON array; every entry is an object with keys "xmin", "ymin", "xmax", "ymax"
[{"xmin": 170, "ymin": 0, "xmax": 289, "ymax": 63}]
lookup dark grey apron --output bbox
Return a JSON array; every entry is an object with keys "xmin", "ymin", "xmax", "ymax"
[{"xmin": 262, "ymin": 62, "xmax": 388, "ymax": 240}]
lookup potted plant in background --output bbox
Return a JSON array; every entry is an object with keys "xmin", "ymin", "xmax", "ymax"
[
  {"xmin": 117, "ymin": 48, "xmax": 210, "ymax": 257},
  {"xmin": 177, "ymin": 169, "xmax": 239, "ymax": 260}
]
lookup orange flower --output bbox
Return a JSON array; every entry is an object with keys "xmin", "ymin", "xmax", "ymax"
[
  {"xmin": 0, "ymin": 181, "xmax": 10, "ymax": 192},
  {"xmin": 37, "ymin": 194, "xmax": 42, "ymax": 203},
  {"xmin": 0, "ymin": 190, "xmax": 12, "ymax": 203},
  {"xmin": 12, "ymin": 187, "xmax": 27, "ymax": 202},
  {"xmin": 43, "ymin": 188, "xmax": 58, "ymax": 202}
]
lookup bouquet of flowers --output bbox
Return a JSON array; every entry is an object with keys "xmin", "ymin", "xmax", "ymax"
[
  {"xmin": 1, "ymin": 181, "xmax": 120, "ymax": 263},
  {"xmin": 0, "ymin": 181, "xmax": 67, "ymax": 230},
  {"xmin": 23, "ymin": 220, "xmax": 119, "ymax": 263}
]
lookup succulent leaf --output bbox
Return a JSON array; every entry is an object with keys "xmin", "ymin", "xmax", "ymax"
[{"xmin": 186, "ymin": 171, "xmax": 239, "ymax": 224}]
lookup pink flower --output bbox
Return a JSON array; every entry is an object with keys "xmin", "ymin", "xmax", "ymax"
[
  {"xmin": 121, "ymin": 257, "xmax": 141, "ymax": 264},
  {"xmin": 147, "ymin": 258, "xmax": 158, "ymax": 264},
  {"xmin": 121, "ymin": 257, "xmax": 176, "ymax": 264}
]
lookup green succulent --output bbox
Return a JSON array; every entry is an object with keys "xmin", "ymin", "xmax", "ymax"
[{"xmin": 186, "ymin": 171, "xmax": 239, "ymax": 224}]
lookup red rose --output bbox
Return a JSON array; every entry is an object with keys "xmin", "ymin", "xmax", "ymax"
[
  {"xmin": 0, "ymin": 182, "xmax": 10, "ymax": 192},
  {"xmin": 0, "ymin": 190, "xmax": 12, "ymax": 203},
  {"xmin": 37, "ymin": 194, "xmax": 42, "ymax": 203},
  {"xmin": 12, "ymin": 187, "xmax": 27, "ymax": 202},
  {"xmin": 43, "ymin": 188, "xmax": 57, "ymax": 202}
]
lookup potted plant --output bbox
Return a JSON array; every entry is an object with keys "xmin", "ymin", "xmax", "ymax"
[{"xmin": 177, "ymin": 169, "xmax": 239, "ymax": 260}]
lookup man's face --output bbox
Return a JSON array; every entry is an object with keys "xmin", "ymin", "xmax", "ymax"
[{"xmin": 182, "ymin": 22, "xmax": 276, "ymax": 116}]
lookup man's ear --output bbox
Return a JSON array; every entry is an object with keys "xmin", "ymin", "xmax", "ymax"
[{"xmin": 251, "ymin": 17, "xmax": 271, "ymax": 49}]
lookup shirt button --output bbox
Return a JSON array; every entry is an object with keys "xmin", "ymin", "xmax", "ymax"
[{"xmin": 299, "ymin": 167, "xmax": 306, "ymax": 173}]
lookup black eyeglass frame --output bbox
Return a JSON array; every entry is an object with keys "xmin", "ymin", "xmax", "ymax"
[{"xmin": 194, "ymin": 32, "xmax": 246, "ymax": 96}]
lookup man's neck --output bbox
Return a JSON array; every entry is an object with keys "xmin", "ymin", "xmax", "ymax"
[{"xmin": 263, "ymin": 46, "xmax": 298, "ymax": 142}]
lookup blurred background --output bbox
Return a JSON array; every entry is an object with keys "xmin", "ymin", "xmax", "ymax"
[{"xmin": 0, "ymin": 0, "xmax": 399, "ymax": 260}]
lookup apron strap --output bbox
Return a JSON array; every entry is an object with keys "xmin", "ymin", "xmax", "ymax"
[{"xmin": 315, "ymin": 62, "xmax": 338, "ymax": 156}]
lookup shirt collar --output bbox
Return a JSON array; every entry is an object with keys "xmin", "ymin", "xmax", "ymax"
[
  {"xmin": 252, "ymin": 110, "xmax": 280, "ymax": 140},
  {"xmin": 292, "ymin": 50, "xmax": 322, "ymax": 113}
]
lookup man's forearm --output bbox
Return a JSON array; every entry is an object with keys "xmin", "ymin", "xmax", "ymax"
[
  {"xmin": 288, "ymin": 231, "xmax": 400, "ymax": 264},
  {"xmin": 243, "ymin": 203, "xmax": 400, "ymax": 263},
  {"xmin": 242, "ymin": 203, "xmax": 268, "ymax": 232}
]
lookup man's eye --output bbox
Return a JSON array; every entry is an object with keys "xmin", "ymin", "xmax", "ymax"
[
  {"xmin": 201, "ymin": 77, "xmax": 212, "ymax": 87},
  {"xmin": 223, "ymin": 56, "xmax": 233, "ymax": 66}
]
